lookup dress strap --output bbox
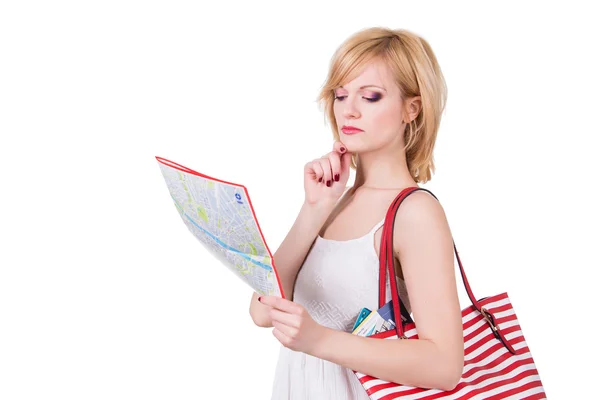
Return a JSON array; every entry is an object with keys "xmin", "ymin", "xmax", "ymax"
[
  {"xmin": 367, "ymin": 217, "xmax": 386, "ymax": 238},
  {"xmin": 342, "ymin": 185, "xmax": 354, "ymax": 197}
]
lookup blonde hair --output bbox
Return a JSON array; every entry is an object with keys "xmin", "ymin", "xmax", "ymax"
[{"xmin": 316, "ymin": 27, "xmax": 447, "ymax": 183}]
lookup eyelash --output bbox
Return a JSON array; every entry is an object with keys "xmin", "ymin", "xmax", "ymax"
[{"xmin": 334, "ymin": 95, "xmax": 381, "ymax": 103}]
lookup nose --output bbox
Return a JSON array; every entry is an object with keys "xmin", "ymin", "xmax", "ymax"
[{"xmin": 342, "ymin": 95, "xmax": 361, "ymax": 119}]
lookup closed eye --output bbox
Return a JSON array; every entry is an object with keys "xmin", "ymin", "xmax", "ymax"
[{"xmin": 334, "ymin": 95, "xmax": 380, "ymax": 103}]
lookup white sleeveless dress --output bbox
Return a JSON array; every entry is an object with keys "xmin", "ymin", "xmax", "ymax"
[{"xmin": 270, "ymin": 198, "xmax": 413, "ymax": 400}]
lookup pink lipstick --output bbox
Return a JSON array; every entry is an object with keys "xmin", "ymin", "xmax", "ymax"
[{"xmin": 341, "ymin": 125, "xmax": 364, "ymax": 135}]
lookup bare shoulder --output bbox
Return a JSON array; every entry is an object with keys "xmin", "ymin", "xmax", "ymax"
[
  {"xmin": 395, "ymin": 190, "xmax": 446, "ymax": 223},
  {"xmin": 392, "ymin": 189, "xmax": 452, "ymax": 256}
]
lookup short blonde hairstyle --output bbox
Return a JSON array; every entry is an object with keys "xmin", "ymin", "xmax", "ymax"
[{"xmin": 316, "ymin": 27, "xmax": 447, "ymax": 183}]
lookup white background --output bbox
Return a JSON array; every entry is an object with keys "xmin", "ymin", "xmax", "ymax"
[{"xmin": 1, "ymin": 1, "xmax": 598, "ymax": 398}]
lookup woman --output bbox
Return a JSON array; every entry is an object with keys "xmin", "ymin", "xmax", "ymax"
[{"xmin": 249, "ymin": 26, "xmax": 464, "ymax": 399}]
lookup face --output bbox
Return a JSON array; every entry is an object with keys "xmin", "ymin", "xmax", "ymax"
[{"xmin": 333, "ymin": 59, "xmax": 412, "ymax": 154}]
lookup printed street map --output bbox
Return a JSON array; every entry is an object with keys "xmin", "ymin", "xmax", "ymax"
[{"xmin": 156, "ymin": 156, "xmax": 284, "ymax": 298}]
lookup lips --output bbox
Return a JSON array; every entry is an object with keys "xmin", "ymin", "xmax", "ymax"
[{"xmin": 341, "ymin": 125, "xmax": 364, "ymax": 135}]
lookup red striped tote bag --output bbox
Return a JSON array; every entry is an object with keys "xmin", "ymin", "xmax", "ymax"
[{"xmin": 353, "ymin": 187, "xmax": 546, "ymax": 399}]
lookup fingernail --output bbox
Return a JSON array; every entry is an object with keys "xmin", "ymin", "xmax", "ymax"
[
  {"xmin": 334, "ymin": 174, "xmax": 340, "ymax": 182},
  {"xmin": 326, "ymin": 180, "xmax": 331, "ymax": 187},
  {"xmin": 318, "ymin": 177, "xmax": 322, "ymax": 183},
  {"xmin": 340, "ymin": 147, "xmax": 346, "ymax": 153},
  {"xmin": 258, "ymin": 296, "xmax": 262, "ymax": 302}
]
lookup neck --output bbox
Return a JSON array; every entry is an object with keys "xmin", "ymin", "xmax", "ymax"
[{"xmin": 353, "ymin": 148, "xmax": 416, "ymax": 190}]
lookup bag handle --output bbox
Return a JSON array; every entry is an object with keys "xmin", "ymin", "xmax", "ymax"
[{"xmin": 379, "ymin": 187, "xmax": 516, "ymax": 354}]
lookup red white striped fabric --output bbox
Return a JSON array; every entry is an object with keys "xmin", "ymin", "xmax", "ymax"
[
  {"xmin": 354, "ymin": 292, "xmax": 546, "ymax": 399},
  {"xmin": 353, "ymin": 187, "xmax": 546, "ymax": 399}
]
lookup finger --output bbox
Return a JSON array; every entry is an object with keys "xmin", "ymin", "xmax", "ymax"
[
  {"xmin": 328, "ymin": 152, "xmax": 342, "ymax": 183},
  {"xmin": 333, "ymin": 140, "xmax": 347, "ymax": 155},
  {"xmin": 269, "ymin": 308, "xmax": 300, "ymax": 328},
  {"xmin": 340, "ymin": 151, "xmax": 353, "ymax": 176},
  {"xmin": 311, "ymin": 160, "xmax": 325, "ymax": 183},
  {"xmin": 318, "ymin": 157, "xmax": 333, "ymax": 186},
  {"xmin": 259, "ymin": 296, "xmax": 302, "ymax": 314},
  {"xmin": 272, "ymin": 320, "xmax": 297, "ymax": 337},
  {"xmin": 305, "ymin": 160, "xmax": 322, "ymax": 184},
  {"xmin": 272, "ymin": 326, "xmax": 292, "ymax": 347}
]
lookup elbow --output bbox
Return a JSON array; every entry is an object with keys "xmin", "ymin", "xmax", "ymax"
[
  {"xmin": 439, "ymin": 373, "xmax": 461, "ymax": 392},
  {"xmin": 249, "ymin": 305, "xmax": 273, "ymax": 328},
  {"xmin": 438, "ymin": 354, "xmax": 464, "ymax": 391},
  {"xmin": 251, "ymin": 313, "xmax": 273, "ymax": 328}
]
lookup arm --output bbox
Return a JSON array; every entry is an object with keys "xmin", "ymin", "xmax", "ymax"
[
  {"xmin": 261, "ymin": 191, "xmax": 464, "ymax": 390},
  {"xmin": 316, "ymin": 192, "xmax": 464, "ymax": 390},
  {"xmin": 249, "ymin": 199, "xmax": 335, "ymax": 327},
  {"xmin": 250, "ymin": 141, "xmax": 352, "ymax": 327}
]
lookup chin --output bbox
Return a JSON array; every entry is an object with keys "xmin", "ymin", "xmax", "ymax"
[
  {"xmin": 339, "ymin": 134, "xmax": 363, "ymax": 147},
  {"xmin": 340, "ymin": 139, "xmax": 368, "ymax": 153}
]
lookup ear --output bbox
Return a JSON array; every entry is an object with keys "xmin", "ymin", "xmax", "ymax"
[{"xmin": 406, "ymin": 96, "xmax": 422, "ymax": 122}]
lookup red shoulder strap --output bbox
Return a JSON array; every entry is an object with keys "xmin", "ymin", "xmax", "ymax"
[{"xmin": 378, "ymin": 187, "xmax": 516, "ymax": 353}]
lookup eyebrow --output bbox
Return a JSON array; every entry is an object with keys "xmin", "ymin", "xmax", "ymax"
[{"xmin": 339, "ymin": 85, "xmax": 387, "ymax": 92}]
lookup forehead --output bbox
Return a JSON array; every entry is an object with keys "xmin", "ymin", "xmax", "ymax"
[{"xmin": 340, "ymin": 59, "xmax": 393, "ymax": 89}]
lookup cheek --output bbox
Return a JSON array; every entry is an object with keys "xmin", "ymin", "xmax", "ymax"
[
  {"xmin": 371, "ymin": 106, "xmax": 401, "ymax": 127},
  {"xmin": 333, "ymin": 104, "xmax": 343, "ymax": 124},
  {"xmin": 370, "ymin": 108, "xmax": 405, "ymax": 143}
]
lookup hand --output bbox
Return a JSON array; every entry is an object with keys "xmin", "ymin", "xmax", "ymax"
[
  {"xmin": 303, "ymin": 141, "xmax": 352, "ymax": 206},
  {"xmin": 258, "ymin": 295, "xmax": 328, "ymax": 355}
]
